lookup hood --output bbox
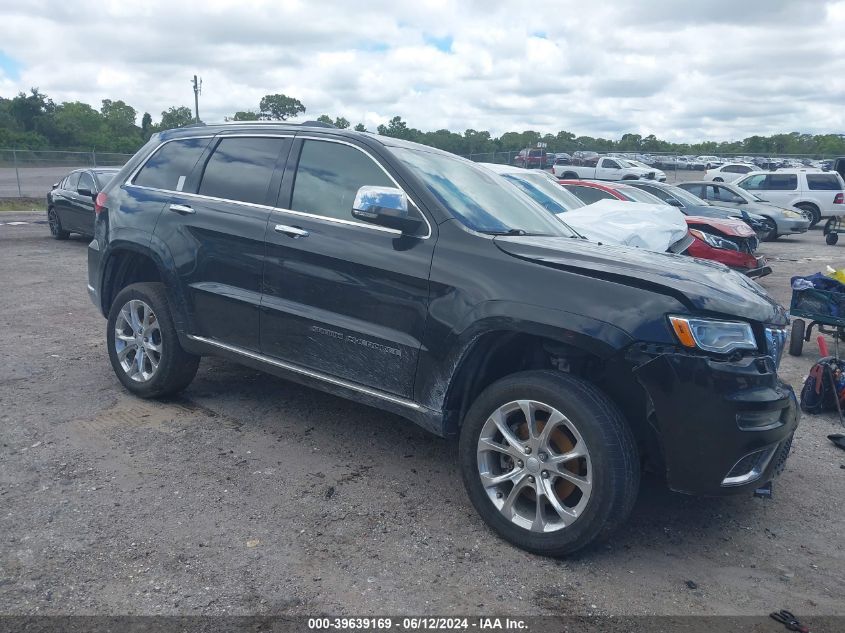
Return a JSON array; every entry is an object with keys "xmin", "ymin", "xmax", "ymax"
[
  {"xmin": 684, "ymin": 215, "xmax": 755, "ymax": 237},
  {"xmin": 493, "ymin": 235, "xmax": 787, "ymax": 325},
  {"xmin": 557, "ymin": 200, "xmax": 688, "ymax": 252}
]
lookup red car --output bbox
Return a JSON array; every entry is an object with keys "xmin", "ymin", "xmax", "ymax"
[{"xmin": 558, "ymin": 179, "xmax": 771, "ymax": 278}]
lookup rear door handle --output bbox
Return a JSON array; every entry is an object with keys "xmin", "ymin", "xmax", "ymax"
[
  {"xmin": 274, "ymin": 224, "xmax": 309, "ymax": 238},
  {"xmin": 169, "ymin": 203, "xmax": 195, "ymax": 215}
]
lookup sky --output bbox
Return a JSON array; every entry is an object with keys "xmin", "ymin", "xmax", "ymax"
[{"xmin": 0, "ymin": 0, "xmax": 844, "ymax": 142}]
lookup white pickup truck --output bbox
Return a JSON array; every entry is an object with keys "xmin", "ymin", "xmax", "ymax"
[{"xmin": 553, "ymin": 156, "xmax": 664, "ymax": 181}]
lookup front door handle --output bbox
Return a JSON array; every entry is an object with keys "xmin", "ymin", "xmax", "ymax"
[
  {"xmin": 274, "ymin": 224, "xmax": 309, "ymax": 238},
  {"xmin": 169, "ymin": 203, "xmax": 195, "ymax": 215}
]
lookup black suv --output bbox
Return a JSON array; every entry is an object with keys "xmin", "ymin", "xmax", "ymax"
[{"xmin": 87, "ymin": 122, "xmax": 798, "ymax": 556}]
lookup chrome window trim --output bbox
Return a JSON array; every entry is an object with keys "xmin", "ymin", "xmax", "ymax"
[
  {"xmin": 123, "ymin": 133, "xmax": 431, "ymax": 239},
  {"xmin": 187, "ymin": 334, "xmax": 422, "ymax": 410}
]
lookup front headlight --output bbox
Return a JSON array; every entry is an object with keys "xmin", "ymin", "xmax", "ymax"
[
  {"xmin": 783, "ymin": 210, "xmax": 801, "ymax": 219},
  {"xmin": 689, "ymin": 229, "xmax": 740, "ymax": 251},
  {"xmin": 669, "ymin": 316, "xmax": 757, "ymax": 353}
]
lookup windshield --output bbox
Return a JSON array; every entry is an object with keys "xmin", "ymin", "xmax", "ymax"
[
  {"xmin": 391, "ymin": 147, "xmax": 572, "ymax": 236},
  {"xmin": 501, "ymin": 172, "xmax": 586, "ymax": 215}
]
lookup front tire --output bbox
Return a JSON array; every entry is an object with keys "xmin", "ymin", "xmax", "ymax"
[
  {"xmin": 459, "ymin": 370, "xmax": 639, "ymax": 557},
  {"xmin": 106, "ymin": 282, "xmax": 200, "ymax": 398},
  {"xmin": 795, "ymin": 203, "xmax": 820, "ymax": 227},
  {"xmin": 47, "ymin": 208, "xmax": 69, "ymax": 240}
]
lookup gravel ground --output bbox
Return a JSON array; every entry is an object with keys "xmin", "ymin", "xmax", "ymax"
[{"xmin": 1, "ymin": 211, "xmax": 843, "ymax": 617}]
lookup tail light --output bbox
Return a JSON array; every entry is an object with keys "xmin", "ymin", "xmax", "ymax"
[
  {"xmin": 835, "ymin": 193, "xmax": 844, "ymax": 204},
  {"xmin": 94, "ymin": 192, "xmax": 108, "ymax": 215}
]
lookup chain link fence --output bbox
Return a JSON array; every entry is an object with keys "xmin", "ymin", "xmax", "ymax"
[{"xmin": 0, "ymin": 149, "xmax": 133, "ymax": 197}]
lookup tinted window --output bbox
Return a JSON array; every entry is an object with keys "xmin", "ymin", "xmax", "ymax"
[
  {"xmin": 197, "ymin": 137, "xmax": 284, "ymax": 205},
  {"xmin": 292, "ymin": 140, "xmax": 394, "ymax": 221},
  {"xmin": 602, "ymin": 159, "xmax": 620, "ymax": 169},
  {"xmin": 634, "ymin": 185, "xmax": 673, "ymax": 203},
  {"xmin": 765, "ymin": 174, "xmax": 797, "ymax": 190},
  {"xmin": 64, "ymin": 172, "xmax": 80, "ymax": 191},
  {"xmin": 133, "ymin": 137, "xmax": 210, "ymax": 191},
  {"xmin": 807, "ymin": 174, "xmax": 843, "ymax": 190},
  {"xmin": 737, "ymin": 165, "xmax": 753, "ymax": 174},
  {"xmin": 77, "ymin": 171, "xmax": 95, "ymax": 192},
  {"xmin": 564, "ymin": 185, "xmax": 614, "ymax": 205}
]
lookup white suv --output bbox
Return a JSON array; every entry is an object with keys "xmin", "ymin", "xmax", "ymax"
[
  {"xmin": 704, "ymin": 163, "xmax": 757, "ymax": 183},
  {"xmin": 734, "ymin": 169, "xmax": 845, "ymax": 226}
]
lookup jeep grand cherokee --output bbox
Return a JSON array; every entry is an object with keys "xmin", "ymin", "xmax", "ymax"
[{"xmin": 87, "ymin": 122, "xmax": 798, "ymax": 556}]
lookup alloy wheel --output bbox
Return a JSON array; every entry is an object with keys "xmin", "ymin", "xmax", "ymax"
[
  {"xmin": 476, "ymin": 400, "xmax": 592, "ymax": 533},
  {"xmin": 113, "ymin": 299, "xmax": 162, "ymax": 382}
]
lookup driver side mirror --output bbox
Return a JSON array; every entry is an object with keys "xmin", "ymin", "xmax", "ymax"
[
  {"xmin": 77, "ymin": 187, "xmax": 95, "ymax": 199},
  {"xmin": 352, "ymin": 186, "xmax": 421, "ymax": 234}
]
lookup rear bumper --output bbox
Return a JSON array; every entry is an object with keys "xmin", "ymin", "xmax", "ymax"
[{"xmin": 632, "ymin": 350, "xmax": 799, "ymax": 496}]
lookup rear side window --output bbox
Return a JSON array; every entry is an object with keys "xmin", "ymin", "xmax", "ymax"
[
  {"xmin": 198, "ymin": 137, "xmax": 286, "ymax": 205},
  {"xmin": 806, "ymin": 174, "xmax": 843, "ymax": 190},
  {"xmin": 564, "ymin": 185, "xmax": 614, "ymax": 205},
  {"xmin": 765, "ymin": 174, "xmax": 797, "ymax": 190},
  {"xmin": 133, "ymin": 138, "xmax": 210, "ymax": 191},
  {"xmin": 291, "ymin": 140, "xmax": 393, "ymax": 221}
]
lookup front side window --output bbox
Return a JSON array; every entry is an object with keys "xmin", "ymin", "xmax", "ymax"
[
  {"xmin": 602, "ymin": 159, "xmax": 620, "ymax": 169},
  {"xmin": 738, "ymin": 174, "xmax": 767, "ymax": 191},
  {"xmin": 64, "ymin": 172, "xmax": 80, "ymax": 191},
  {"xmin": 291, "ymin": 140, "xmax": 395, "ymax": 222},
  {"xmin": 806, "ymin": 174, "xmax": 843, "ymax": 190},
  {"xmin": 198, "ymin": 137, "xmax": 285, "ymax": 205},
  {"xmin": 133, "ymin": 137, "xmax": 211, "ymax": 191},
  {"xmin": 77, "ymin": 171, "xmax": 96, "ymax": 192},
  {"xmin": 708, "ymin": 185, "xmax": 740, "ymax": 203}
]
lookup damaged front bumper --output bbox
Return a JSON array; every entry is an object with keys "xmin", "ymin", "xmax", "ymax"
[{"xmin": 630, "ymin": 345, "xmax": 799, "ymax": 496}]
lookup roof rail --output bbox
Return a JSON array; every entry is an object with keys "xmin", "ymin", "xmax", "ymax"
[{"xmin": 212, "ymin": 119, "xmax": 337, "ymax": 127}]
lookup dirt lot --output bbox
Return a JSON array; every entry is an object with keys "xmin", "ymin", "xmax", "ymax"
[{"xmin": 1, "ymin": 211, "xmax": 843, "ymax": 617}]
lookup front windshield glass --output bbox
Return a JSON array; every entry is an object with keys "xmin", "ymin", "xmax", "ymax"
[
  {"xmin": 501, "ymin": 172, "xmax": 586, "ymax": 215},
  {"xmin": 391, "ymin": 147, "xmax": 572, "ymax": 236}
]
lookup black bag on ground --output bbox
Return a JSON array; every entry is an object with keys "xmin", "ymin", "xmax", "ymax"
[{"xmin": 800, "ymin": 357, "xmax": 845, "ymax": 414}]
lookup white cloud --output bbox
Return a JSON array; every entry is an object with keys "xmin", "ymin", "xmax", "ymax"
[{"xmin": 0, "ymin": 0, "xmax": 843, "ymax": 141}]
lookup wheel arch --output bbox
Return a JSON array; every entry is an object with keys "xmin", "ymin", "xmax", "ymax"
[{"xmin": 99, "ymin": 242, "xmax": 190, "ymax": 333}]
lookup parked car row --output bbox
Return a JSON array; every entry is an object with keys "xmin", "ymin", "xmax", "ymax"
[{"xmin": 48, "ymin": 122, "xmax": 801, "ymax": 559}]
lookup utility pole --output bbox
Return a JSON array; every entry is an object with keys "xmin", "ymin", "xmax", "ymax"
[{"xmin": 191, "ymin": 75, "xmax": 202, "ymax": 123}]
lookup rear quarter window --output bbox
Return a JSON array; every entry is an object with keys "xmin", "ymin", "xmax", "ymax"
[
  {"xmin": 806, "ymin": 174, "xmax": 843, "ymax": 190},
  {"xmin": 133, "ymin": 137, "xmax": 211, "ymax": 192}
]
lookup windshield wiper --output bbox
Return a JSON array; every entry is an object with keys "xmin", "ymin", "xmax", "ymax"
[{"xmin": 481, "ymin": 228, "xmax": 528, "ymax": 236}]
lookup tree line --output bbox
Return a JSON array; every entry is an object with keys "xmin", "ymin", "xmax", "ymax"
[{"xmin": 2, "ymin": 88, "xmax": 844, "ymax": 158}]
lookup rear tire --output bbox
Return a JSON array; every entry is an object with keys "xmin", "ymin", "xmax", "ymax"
[
  {"xmin": 562, "ymin": 172, "xmax": 579, "ymax": 179},
  {"xmin": 459, "ymin": 370, "xmax": 639, "ymax": 557},
  {"xmin": 47, "ymin": 208, "xmax": 69, "ymax": 240},
  {"xmin": 789, "ymin": 319, "xmax": 805, "ymax": 357},
  {"xmin": 106, "ymin": 282, "xmax": 200, "ymax": 398}
]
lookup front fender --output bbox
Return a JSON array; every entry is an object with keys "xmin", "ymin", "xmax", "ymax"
[{"xmin": 413, "ymin": 299, "xmax": 634, "ymax": 412}]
